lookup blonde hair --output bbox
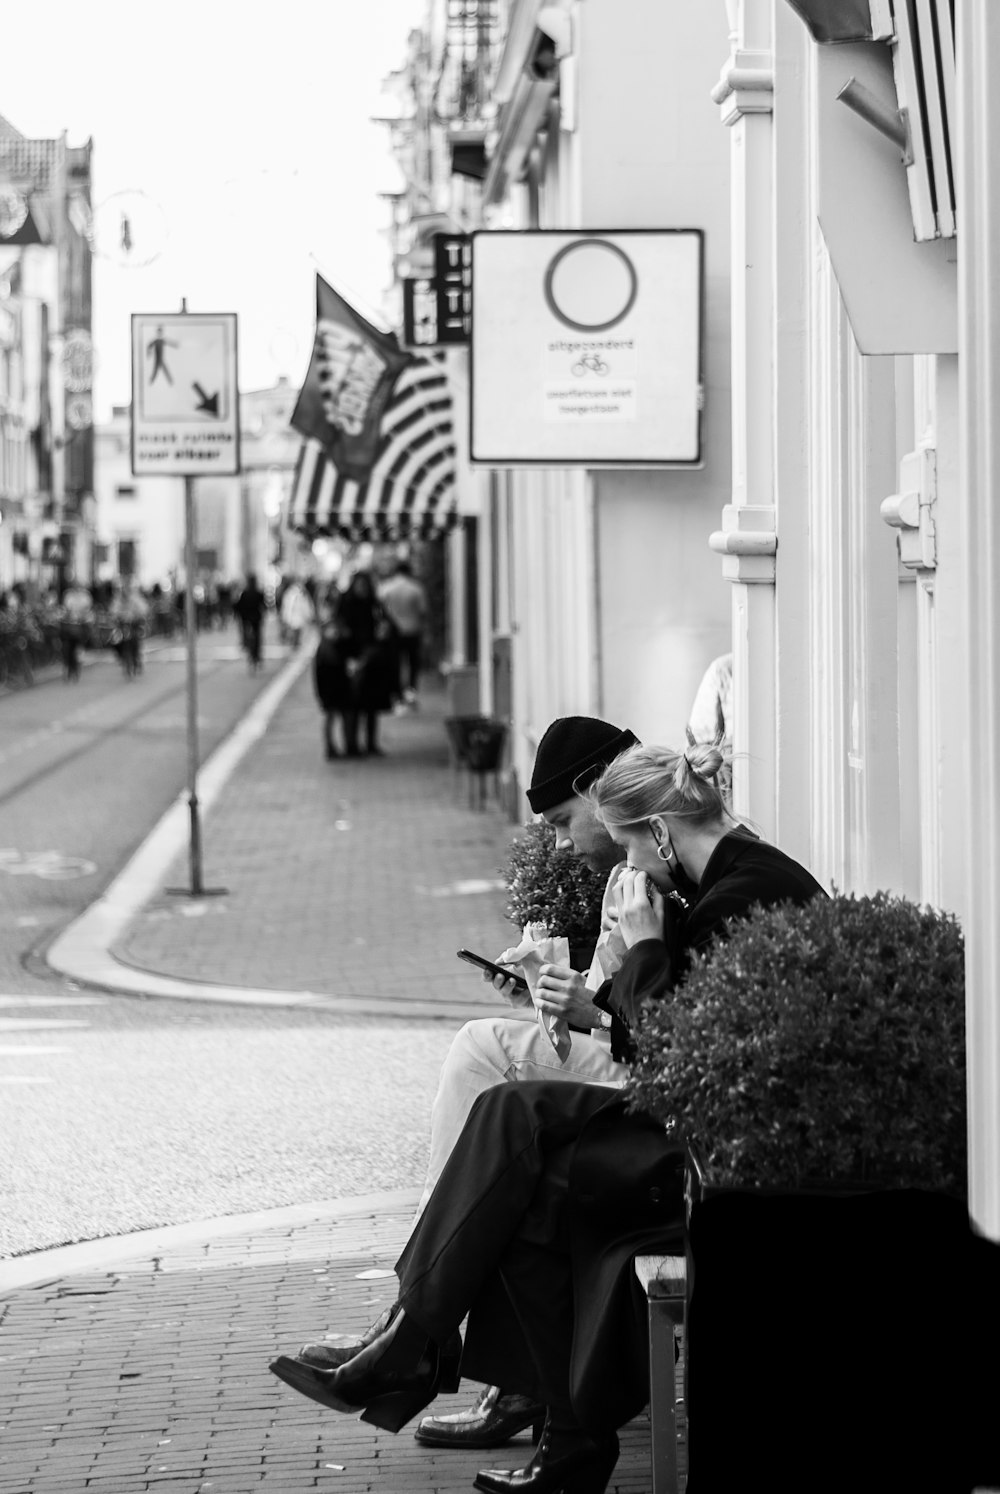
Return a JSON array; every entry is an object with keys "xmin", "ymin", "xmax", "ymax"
[{"xmin": 585, "ymin": 742, "xmax": 729, "ymax": 833}]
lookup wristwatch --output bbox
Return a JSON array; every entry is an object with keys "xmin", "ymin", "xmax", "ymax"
[{"xmin": 596, "ymin": 1007, "xmax": 613, "ymax": 1031}]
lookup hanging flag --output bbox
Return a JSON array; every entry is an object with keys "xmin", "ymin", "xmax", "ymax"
[
  {"xmin": 291, "ymin": 275, "xmax": 412, "ymax": 481},
  {"xmin": 288, "ymin": 357, "xmax": 459, "ymax": 542}
]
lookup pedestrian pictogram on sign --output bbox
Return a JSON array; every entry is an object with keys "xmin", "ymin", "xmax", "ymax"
[{"xmin": 131, "ymin": 311, "xmax": 240, "ymax": 475}]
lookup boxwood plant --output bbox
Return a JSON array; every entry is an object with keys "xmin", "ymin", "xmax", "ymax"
[
  {"xmin": 502, "ymin": 819, "xmax": 609, "ymax": 951},
  {"xmin": 626, "ymin": 890, "xmax": 967, "ymax": 1195}
]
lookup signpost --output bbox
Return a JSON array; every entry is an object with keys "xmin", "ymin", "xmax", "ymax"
[
  {"xmin": 469, "ymin": 229, "xmax": 704, "ymax": 466},
  {"xmin": 130, "ymin": 305, "xmax": 240, "ymax": 896}
]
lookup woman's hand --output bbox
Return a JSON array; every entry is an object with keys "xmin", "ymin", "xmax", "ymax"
[
  {"xmin": 614, "ymin": 868, "xmax": 665, "ymax": 949},
  {"xmin": 532, "ymin": 964, "xmax": 598, "ymax": 1026}
]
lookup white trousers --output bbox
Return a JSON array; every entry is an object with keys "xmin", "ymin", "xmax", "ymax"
[{"xmin": 418, "ymin": 1015, "xmax": 628, "ymax": 1214}]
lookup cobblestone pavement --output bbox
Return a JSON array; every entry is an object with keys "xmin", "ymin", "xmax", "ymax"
[{"xmin": 0, "ymin": 1201, "xmax": 661, "ymax": 1493}]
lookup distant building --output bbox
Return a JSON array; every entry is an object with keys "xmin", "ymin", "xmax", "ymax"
[{"xmin": 0, "ymin": 110, "xmax": 93, "ymax": 594}]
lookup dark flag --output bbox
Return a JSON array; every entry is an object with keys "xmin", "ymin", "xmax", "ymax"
[{"xmin": 291, "ymin": 275, "xmax": 411, "ymax": 482}]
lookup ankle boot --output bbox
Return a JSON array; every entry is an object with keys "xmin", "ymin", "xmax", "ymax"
[
  {"xmin": 296, "ymin": 1302, "xmax": 398, "ymax": 1371},
  {"xmin": 473, "ymin": 1415, "xmax": 619, "ymax": 1494},
  {"xmin": 270, "ymin": 1307, "xmax": 461, "ymax": 1434}
]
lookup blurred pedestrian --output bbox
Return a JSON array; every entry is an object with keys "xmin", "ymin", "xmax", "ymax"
[
  {"xmin": 59, "ymin": 576, "xmax": 93, "ymax": 683},
  {"xmin": 333, "ymin": 571, "xmax": 397, "ymax": 757},
  {"xmin": 110, "ymin": 582, "xmax": 149, "ymax": 678},
  {"xmin": 234, "ymin": 573, "xmax": 267, "ymax": 672},
  {"xmin": 279, "ymin": 577, "xmax": 315, "ymax": 650},
  {"xmin": 312, "ymin": 616, "xmax": 351, "ymax": 760},
  {"xmin": 379, "ymin": 559, "xmax": 427, "ymax": 708}
]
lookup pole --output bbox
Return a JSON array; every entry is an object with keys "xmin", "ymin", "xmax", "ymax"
[{"xmin": 183, "ymin": 472, "xmax": 205, "ymax": 896}]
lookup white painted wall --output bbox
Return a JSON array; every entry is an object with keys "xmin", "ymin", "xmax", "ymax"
[{"xmin": 503, "ymin": 0, "xmax": 733, "ymax": 795}]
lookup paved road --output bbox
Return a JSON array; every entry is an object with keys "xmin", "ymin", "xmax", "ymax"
[{"xmin": 0, "ymin": 640, "xmax": 513, "ymax": 1260}]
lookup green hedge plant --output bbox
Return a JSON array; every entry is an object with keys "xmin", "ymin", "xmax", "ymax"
[
  {"xmin": 502, "ymin": 819, "xmax": 608, "ymax": 951},
  {"xmin": 626, "ymin": 891, "xmax": 967, "ymax": 1195}
]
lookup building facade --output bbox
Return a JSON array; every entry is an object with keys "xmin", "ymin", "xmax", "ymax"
[
  {"xmin": 0, "ymin": 111, "xmax": 94, "ymax": 595},
  {"xmin": 384, "ymin": 0, "xmax": 999, "ymax": 1238}
]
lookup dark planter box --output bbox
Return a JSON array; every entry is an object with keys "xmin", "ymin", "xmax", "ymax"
[{"xmin": 683, "ymin": 1149, "xmax": 998, "ymax": 1494}]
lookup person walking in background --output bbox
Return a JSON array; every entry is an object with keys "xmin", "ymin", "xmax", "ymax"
[
  {"xmin": 234, "ymin": 573, "xmax": 267, "ymax": 672},
  {"xmin": 333, "ymin": 571, "xmax": 397, "ymax": 757},
  {"xmin": 59, "ymin": 576, "xmax": 94, "ymax": 683},
  {"xmin": 379, "ymin": 560, "xmax": 427, "ymax": 709},
  {"xmin": 109, "ymin": 581, "xmax": 149, "ymax": 678},
  {"xmin": 279, "ymin": 577, "xmax": 315, "ymax": 651},
  {"xmin": 312, "ymin": 614, "xmax": 352, "ymax": 760}
]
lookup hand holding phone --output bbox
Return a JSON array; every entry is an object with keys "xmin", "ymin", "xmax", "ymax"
[{"xmin": 456, "ymin": 949, "xmax": 529, "ymax": 992}]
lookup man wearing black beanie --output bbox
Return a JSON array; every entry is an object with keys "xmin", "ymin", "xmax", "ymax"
[{"xmin": 292, "ymin": 715, "xmax": 640, "ymax": 1451}]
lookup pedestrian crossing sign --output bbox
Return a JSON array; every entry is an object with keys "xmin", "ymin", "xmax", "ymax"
[{"xmin": 131, "ymin": 311, "xmax": 240, "ymax": 475}]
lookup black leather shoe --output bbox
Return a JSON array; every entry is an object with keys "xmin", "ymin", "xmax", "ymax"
[
  {"xmin": 474, "ymin": 1417, "xmax": 619, "ymax": 1494},
  {"xmin": 415, "ymin": 1386, "xmax": 546, "ymax": 1448},
  {"xmin": 270, "ymin": 1308, "xmax": 461, "ymax": 1434},
  {"xmin": 296, "ymin": 1303, "xmax": 398, "ymax": 1371}
]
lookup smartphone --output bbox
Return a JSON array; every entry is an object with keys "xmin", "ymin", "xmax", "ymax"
[{"xmin": 456, "ymin": 949, "xmax": 529, "ymax": 991}]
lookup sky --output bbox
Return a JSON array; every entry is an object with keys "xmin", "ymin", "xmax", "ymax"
[{"xmin": 1, "ymin": 0, "xmax": 426, "ymax": 420}]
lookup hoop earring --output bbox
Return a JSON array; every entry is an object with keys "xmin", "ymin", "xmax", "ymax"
[{"xmin": 656, "ymin": 844, "xmax": 672, "ymax": 863}]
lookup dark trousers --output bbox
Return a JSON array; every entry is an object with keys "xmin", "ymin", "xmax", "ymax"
[
  {"xmin": 394, "ymin": 1081, "xmax": 615, "ymax": 1414},
  {"xmin": 395, "ymin": 634, "xmax": 421, "ymax": 692}
]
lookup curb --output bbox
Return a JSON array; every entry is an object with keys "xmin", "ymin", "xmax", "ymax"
[
  {"xmin": 0, "ymin": 1187, "xmax": 419, "ymax": 1297},
  {"xmin": 42, "ymin": 643, "xmax": 507, "ymax": 1021}
]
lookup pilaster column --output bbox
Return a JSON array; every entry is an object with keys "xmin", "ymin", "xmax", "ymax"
[
  {"xmin": 956, "ymin": 0, "xmax": 1000, "ymax": 1238},
  {"xmin": 711, "ymin": 0, "xmax": 776, "ymax": 833}
]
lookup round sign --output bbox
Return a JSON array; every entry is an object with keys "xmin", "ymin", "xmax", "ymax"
[{"xmin": 543, "ymin": 238, "xmax": 638, "ymax": 333}]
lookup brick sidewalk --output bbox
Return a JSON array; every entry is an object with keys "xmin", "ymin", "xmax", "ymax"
[
  {"xmin": 0, "ymin": 670, "xmax": 674, "ymax": 1491},
  {"xmin": 114, "ymin": 671, "xmax": 519, "ymax": 1012},
  {"xmin": 0, "ymin": 1200, "xmax": 658, "ymax": 1493}
]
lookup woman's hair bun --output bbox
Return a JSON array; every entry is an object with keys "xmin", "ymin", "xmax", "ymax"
[{"xmin": 683, "ymin": 742, "xmax": 725, "ymax": 781}]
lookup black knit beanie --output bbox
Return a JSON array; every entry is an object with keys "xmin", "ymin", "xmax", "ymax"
[{"xmin": 527, "ymin": 716, "xmax": 639, "ymax": 813}]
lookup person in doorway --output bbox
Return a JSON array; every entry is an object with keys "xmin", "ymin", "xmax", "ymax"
[
  {"xmin": 234, "ymin": 574, "xmax": 267, "ymax": 672},
  {"xmin": 270, "ymin": 742, "xmax": 824, "ymax": 1494},
  {"xmin": 291, "ymin": 716, "xmax": 640, "ymax": 1450},
  {"xmin": 379, "ymin": 559, "xmax": 427, "ymax": 708}
]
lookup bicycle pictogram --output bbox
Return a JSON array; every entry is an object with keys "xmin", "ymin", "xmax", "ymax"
[
  {"xmin": 571, "ymin": 353, "xmax": 609, "ymax": 377},
  {"xmin": 0, "ymin": 848, "xmax": 97, "ymax": 880}
]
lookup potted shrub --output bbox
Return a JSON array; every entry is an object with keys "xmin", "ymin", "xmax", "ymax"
[
  {"xmin": 626, "ymin": 891, "xmax": 993, "ymax": 1494},
  {"xmin": 502, "ymin": 819, "xmax": 608, "ymax": 970}
]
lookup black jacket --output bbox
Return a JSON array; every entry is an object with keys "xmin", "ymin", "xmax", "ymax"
[{"xmin": 596, "ymin": 827, "xmax": 827, "ymax": 1062}]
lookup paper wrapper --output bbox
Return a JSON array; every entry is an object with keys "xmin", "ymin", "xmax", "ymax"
[{"xmin": 497, "ymin": 922, "xmax": 572, "ymax": 1062}]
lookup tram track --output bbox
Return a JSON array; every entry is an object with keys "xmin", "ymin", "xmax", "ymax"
[{"xmin": 0, "ymin": 655, "xmax": 233, "ymax": 812}]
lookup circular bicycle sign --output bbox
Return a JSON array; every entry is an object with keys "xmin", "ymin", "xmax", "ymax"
[{"xmin": 542, "ymin": 238, "xmax": 639, "ymax": 333}]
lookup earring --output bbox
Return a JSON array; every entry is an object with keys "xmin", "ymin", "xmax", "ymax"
[{"xmin": 656, "ymin": 844, "xmax": 672, "ymax": 863}]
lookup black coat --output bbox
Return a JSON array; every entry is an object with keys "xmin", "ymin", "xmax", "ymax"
[{"xmin": 329, "ymin": 592, "xmax": 399, "ymax": 712}]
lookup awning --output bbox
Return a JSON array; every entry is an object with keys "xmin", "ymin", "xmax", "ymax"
[{"xmin": 288, "ymin": 358, "xmax": 459, "ymax": 542}]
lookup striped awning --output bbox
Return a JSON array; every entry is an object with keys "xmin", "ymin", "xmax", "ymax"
[{"xmin": 288, "ymin": 358, "xmax": 459, "ymax": 541}]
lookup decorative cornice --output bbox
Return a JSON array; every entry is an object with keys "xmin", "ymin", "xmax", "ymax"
[
  {"xmin": 711, "ymin": 48, "xmax": 774, "ymax": 127},
  {"xmin": 709, "ymin": 504, "xmax": 777, "ymax": 583}
]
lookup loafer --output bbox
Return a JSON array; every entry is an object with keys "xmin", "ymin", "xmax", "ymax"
[{"xmin": 415, "ymin": 1385, "xmax": 546, "ymax": 1449}]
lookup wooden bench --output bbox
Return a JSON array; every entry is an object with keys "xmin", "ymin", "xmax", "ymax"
[{"xmin": 635, "ymin": 1252, "xmax": 687, "ymax": 1494}]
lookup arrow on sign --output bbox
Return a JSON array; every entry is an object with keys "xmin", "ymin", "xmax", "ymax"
[{"xmin": 193, "ymin": 383, "xmax": 220, "ymax": 415}]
